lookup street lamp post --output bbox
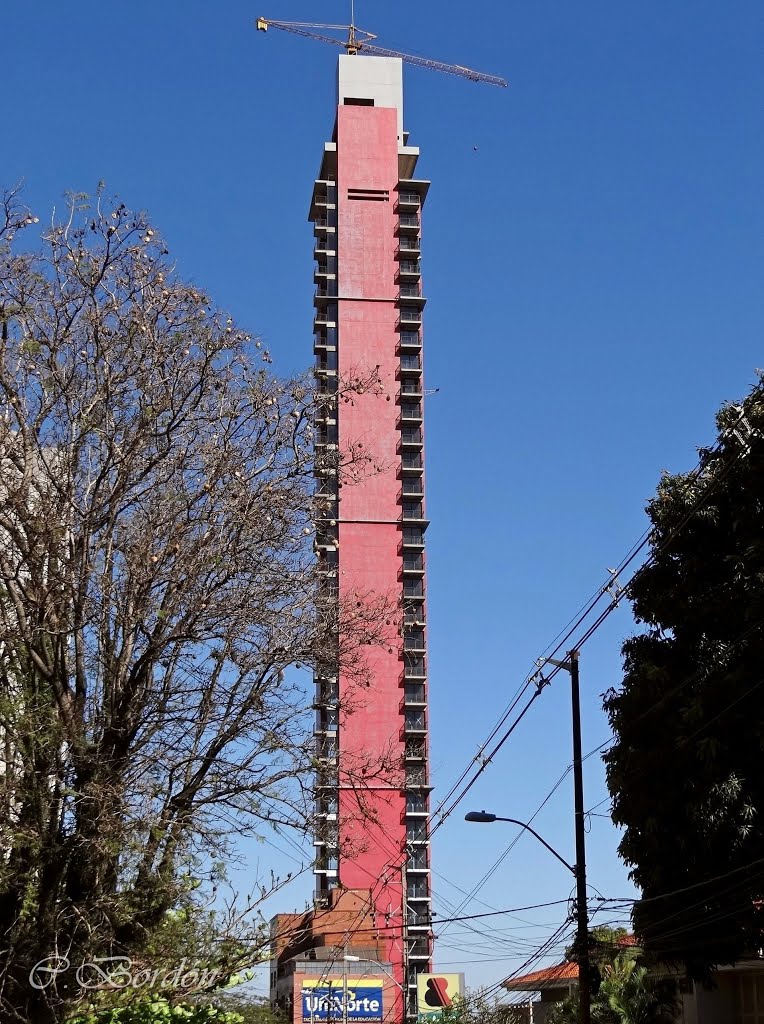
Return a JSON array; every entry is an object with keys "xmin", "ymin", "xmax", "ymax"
[
  {"xmin": 465, "ymin": 648, "xmax": 592, "ymax": 1024},
  {"xmin": 343, "ymin": 955, "xmax": 404, "ymax": 1023}
]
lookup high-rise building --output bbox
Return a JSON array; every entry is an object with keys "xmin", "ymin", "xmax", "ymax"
[{"xmin": 271, "ymin": 55, "xmax": 432, "ymax": 1024}]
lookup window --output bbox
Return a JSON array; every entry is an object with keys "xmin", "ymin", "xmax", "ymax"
[
  {"xmin": 407, "ymin": 847, "xmax": 428, "ymax": 870},
  {"xmin": 404, "ymin": 630, "xmax": 425, "ymax": 651},
  {"xmin": 403, "ymin": 527, "xmax": 424, "ymax": 545},
  {"xmin": 405, "ymin": 710, "xmax": 426, "ymax": 731},
  {"xmin": 405, "ymin": 656, "xmax": 426, "ymax": 676},
  {"xmin": 402, "ymin": 502, "xmax": 423, "ymax": 520},
  {"xmin": 406, "ymin": 766, "xmax": 428, "ymax": 788},
  {"xmin": 406, "ymin": 820, "xmax": 428, "ymax": 843},
  {"xmin": 406, "ymin": 791, "xmax": 427, "ymax": 813},
  {"xmin": 404, "ymin": 681, "xmax": 425, "ymax": 703}
]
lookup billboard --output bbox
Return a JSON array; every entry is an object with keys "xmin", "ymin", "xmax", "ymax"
[
  {"xmin": 416, "ymin": 974, "xmax": 465, "ymax": 1019},
  {"xmin": 302, "ymin": 978, "xmax": 384, "ymax": 1023}
]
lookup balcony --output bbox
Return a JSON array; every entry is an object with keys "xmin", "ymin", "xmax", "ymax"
[
  {"xmin": 405, "ymin": 739, "xmax": 426, "ymax": 762},
  {"xmin": 313, "ymin": 332, "xmax": 337, "ymax": 353},
  {"xmin": 401, "ymin": 480, "xmax": 424, "ymax": 501},
  {"xmin": 403, "ymin": 604, "xmax": 425, "ymax": 625},
  {"xmin": 313, "ymin": 234, "xmax": 336, "ymax": 257},
  {"xmin": 404, "ymin": 629, "xmax": 426, "ymax": 652},
  {"xmin": 396, "ymin": 260, "xmax": 421, "ymax": 280},
  {"xmin": 400, "ymin": 353, "xmax": 422, "ymax": 374},
  {"xmin": 405, "ymin": 767, "xmax": 431, "ymax": 792},
  {"xmin": 314, "ymin": 286, "xmax": 338, "ymax": 301},
  {"xmin": 404, "ymin": 681, "xmax": 426, "ymax": 705},
  {"xmin": 401, "ymin": 451, "xmax": 423, "ymax": 472},
  {"xmin": 396, "ymin": 238, "xmax": 421, "ymax": 256},
  {"xmin": 397, "ymin": 308, "xmax": 423, "ymax": 326},
  {"xmin": 396, "ymin": 191, "xmax": 421, "ymax": 209},
  {"xmin": 397, "ymin": 214, "xmax": 420, "ymax": 235},
  {"xmin": 402, "ymin": 528, "xmax": 425, "ymax": 548},
  {"xmin": 314, "ymin": 308, "xmax": 337, "ymax": 327},
  {"xmin": 403, "ymin": 581, "xmax": 425, "ymax": 601},
  {"xmin": 403, "ymin": 552, "xmax": 425, "ymax": 572},
  {"xmin": 406, "ymin": 792, "xmax": 429, "ymax": 815},
  {"xmin": 400, "ymin": 430, "xmax": 423, "ymax": 450},
  {"xmin": 404, "ymin": 710, "xmax": 427, "ymax": 734},
  {"xmin": 399, "ymin": 331, "xmax": 421, "ymax": 350},
  {"xmin": 401, "ymin": 503, "xmax": 427, "ymax": 524},
  {"xmin": 404, "ymin": 653, "xmax": 426, "ymax": 675},
  {"xmin": 400, "ymin": 402, "xmax": 422, "ymax": 421}
]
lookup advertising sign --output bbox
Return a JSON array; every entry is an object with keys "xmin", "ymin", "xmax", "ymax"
[
  {"xmin": 302, "ymin": 978, "xmax": 384, "ymax": 1022},
  {"xmin": 416, "ymin": 973, "xmax": 465, "ymax": 1020}
]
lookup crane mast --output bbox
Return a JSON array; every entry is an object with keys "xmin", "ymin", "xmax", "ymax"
[{"xmin": 256, "ymin": 17, "xmax": 507, "ymax": 87}]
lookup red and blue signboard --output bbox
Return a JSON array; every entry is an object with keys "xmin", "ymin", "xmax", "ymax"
[{"xmin": 302, "ymin": 979, "xmax": 383, "ymax": 1022}]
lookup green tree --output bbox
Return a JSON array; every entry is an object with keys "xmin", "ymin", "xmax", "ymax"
[
  {"xmin": 603, "ymin": 380, "xmax": 764, "ymax": 978},
  {"xmin": 0, "ymin": 187, "xmax": 391, "ymax": 1023},
  {"xmin": 545, "ymin": 951, "xmax": 677, "ymax": 1024}
]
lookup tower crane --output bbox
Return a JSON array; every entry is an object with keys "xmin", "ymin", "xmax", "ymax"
[{"xmin": 255, "ymin": 17, "xmax": 507, "ymax": 88}]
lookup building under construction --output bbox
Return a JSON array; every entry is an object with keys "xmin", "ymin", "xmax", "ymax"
[{"xmin": 269, "ymin": 52, "xmax": 433, "ymax": 1024}]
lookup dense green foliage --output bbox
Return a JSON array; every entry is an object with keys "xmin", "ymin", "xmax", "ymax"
[
  {"xmin": 68, "ymin": 997, "xmax": 243, "ymax": 1024},
  {"xmin": 545, "ymin": 956, "xmax": 677, "ymax": 1024},
  {"xmin": 604, "ymin": 380, "xmax": 764, "ymax": 977}
]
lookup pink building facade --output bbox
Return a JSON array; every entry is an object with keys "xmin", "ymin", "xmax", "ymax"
[{"xmin": 311, "ymin": 55, "xmax": 433, "ymax": 1021}]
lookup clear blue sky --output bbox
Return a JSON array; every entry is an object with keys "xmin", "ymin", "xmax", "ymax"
[{"xmin": 6, "ymin": 0, "xmax": 764, "ymax": 995}]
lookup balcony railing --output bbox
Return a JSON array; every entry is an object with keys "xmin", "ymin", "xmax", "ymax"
[
  {"xmin": 405, "ymin": 768, "xmax": 429, "ymax": 791},
  {"xmin": 405, "ymin": 740, "xmax": 426, "ymax": 761},
  {"xmin": 397, "ymin": 192, "xmax": 421, "ymax": 207},
  {"xmin": 403, "ymin": 553, "xmax": 425, "ymax": 571},
  {"xmin": 399, "ymin": 331, "xmax": 421, "ymax": 348},
  {"xmin": 402, "ymin": 528, "xmax": 425, "ymax": 547},
  {"xmin": 405, "ymin": 710, "xmax": 426, "ymax": 732},
  {"xmin": 397, "ymin": 261, "xmax": 421, "ymax": 276},
  {"xmin": 404, "ymin": 654, "xmax": 426, "ymax": 675},
  {"xmin": 400, "ymin": 355, "xmax": 422, "ymax": 373},
  {"xmin": 401, "ymin": 429, "xmax": 423, "ymax": 447},
  {"xmin": 403, "ymin": 581, "xmax": 425, "ymax": 600},
  {"xmin": 404, "ymin": 681, "xmax": 426, "ymax": 704},
  {"xmin": 402, "ymin": 503, "xmax": 425, "ymax": 521},
  {"xmin": 397, "ymin": 239, "xmax": 421, "ymax": 254},
  {"xmin": 401, "ymin": 452, "xmax": 423, "ymax": 470},
  {"xmin": 398, "ymin": 214, "xmax": 420, "ymax": 229},
  {"xmin": 398, "ymin": 308, "xmax": 422, "ymax": 324},
  {"xmin": 402, "ymin": 481, "xmax": 424, "ymax": 500},
  {"xmin": 404, "ymin": 631, "xmax": 426, "ymax": 651}
]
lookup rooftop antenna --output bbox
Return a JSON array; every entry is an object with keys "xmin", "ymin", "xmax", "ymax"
[{"xmin": 256, "ymin": 15, "xmax": 507, "ymax": 87}]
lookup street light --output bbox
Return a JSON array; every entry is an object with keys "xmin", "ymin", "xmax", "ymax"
[
  {"xmin": 342, "ymin": 954, "xmax": 404, "ymax": 1024},
  {"xmin": 464, "ymin": 812, "xmax": 576, "ymax": 875},
  {"xmin": 464, "ymin": 646, "xmax": 593, "ymax": 1024}
]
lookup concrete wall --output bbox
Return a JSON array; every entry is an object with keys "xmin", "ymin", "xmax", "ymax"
[{"xmin": 336, "ymin": 98, "xmax": 408, "ymax": 1009}]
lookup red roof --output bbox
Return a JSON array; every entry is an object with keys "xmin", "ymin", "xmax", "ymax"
[
  {"xmin": 502, "ymin": 936, "xmax": 639, "ymax": 992},
  {"xmin": 503, "ymin": 962, "xmax": 578, "ymax": 992}
]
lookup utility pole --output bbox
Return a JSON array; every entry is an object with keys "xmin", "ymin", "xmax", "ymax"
[
  {"xmin": 542, "ymin": 650, "xmax": 591, "ymax": 1024},
  {"xmin": 342, "ymin": 951, "xmax": 348, "ymax": 1024},
  {"xmin": 569, "ymin": 650, "xmax": 591, "ymax": 1024}
]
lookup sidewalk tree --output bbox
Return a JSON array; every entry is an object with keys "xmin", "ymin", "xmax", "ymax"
[
  {"xmin": 0, "ymin": 187, "xmax": 394, "ymax": 1023},
  {"xmin": 604, "ymin": 381, "xmax": 764, "ymax": 978}
]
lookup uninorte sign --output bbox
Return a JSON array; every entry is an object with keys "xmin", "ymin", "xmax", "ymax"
[
  {"xmin": 302, "ymin": 978, "xmax": 384, "ymax": 1022},
  {"xmin": 416, "ymin": 973, "xmax": 465, "ymax": 1019}
]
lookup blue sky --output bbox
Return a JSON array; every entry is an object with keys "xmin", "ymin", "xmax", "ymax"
[{"xmin": 5, "ymin": 0, "xmax": 764, "ymax": 995}]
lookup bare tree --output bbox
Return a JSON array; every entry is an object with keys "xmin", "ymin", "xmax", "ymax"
[{"xmin": 0, "ymin": 187, "xmax": 396, "ymax": 1023}]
